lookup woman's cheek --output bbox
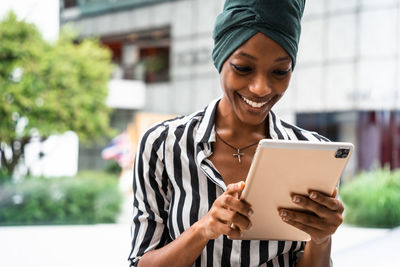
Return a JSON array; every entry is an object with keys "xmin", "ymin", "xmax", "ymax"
[
  {"xmin": 224, "ymin": 75, "xmax": 248, "ymax": 92},
  {"xmin": 280, "ymin": 74, "xmax": 292, "ymax": 92},
  {"xmin": 270, "ymin": 77, "xmax": 291, "ymax": 95}
]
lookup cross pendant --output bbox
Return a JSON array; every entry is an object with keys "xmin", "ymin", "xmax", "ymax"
[{"xmin": 233, "ymin": 149, "xmax": 244, "ymax": 163}]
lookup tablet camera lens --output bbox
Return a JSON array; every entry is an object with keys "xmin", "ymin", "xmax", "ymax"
[{"xmin": 335, "ymin": 148, "xmax": 349, "ymax": 158}]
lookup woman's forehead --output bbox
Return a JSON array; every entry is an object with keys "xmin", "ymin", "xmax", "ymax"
[{"xmin": 231, "ymin": 33, "xmax": 291, "ymax": 62}]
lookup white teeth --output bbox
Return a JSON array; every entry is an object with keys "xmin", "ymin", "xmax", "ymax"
[{"xmin": 241, "ymin": 96, "xmax": 269, "ymax": 108}]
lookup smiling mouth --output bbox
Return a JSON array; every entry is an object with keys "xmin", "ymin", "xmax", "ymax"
[{"xmin": 240, "ymin": 95, "xmax": 273, "ymax": 109}]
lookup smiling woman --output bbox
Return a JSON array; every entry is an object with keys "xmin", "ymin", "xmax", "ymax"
[
  {"xmin": 128, "ymin": 0, "xmax": 342, "ymax": 266},
  {"xmin": 218, "ymin": 33, "xmax": 292, "ymax": 128}
]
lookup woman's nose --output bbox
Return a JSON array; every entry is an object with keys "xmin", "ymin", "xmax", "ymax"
[{"xmin": 248, "ymin": 75, "xmax": 272, "ymax": 97}]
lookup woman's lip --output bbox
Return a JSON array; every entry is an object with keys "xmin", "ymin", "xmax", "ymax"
[
  {"xmin": 238, "ymin": 93, "xmax": 274, "ymax": 112},
  {"xmin": 238, "ymin": 93, "xmax": 274, "ymax": 104}
]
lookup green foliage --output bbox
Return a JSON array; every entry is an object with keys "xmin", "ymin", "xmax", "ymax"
[
  {"xmin": 0, "ymin": 12, "xmax": 114, "ymax": 174},
  {"xmin": 104, "ymin": 161, "xmax": 122, "ymax": 175},
  {"xmin": 340, "ymin": 168, "xmax": 400, "ymax": 228},
  {"xmin": 0, "ymin": 169, "xmax": 11, "ymax": 184},
  {"xmin": 0, "ymin": 171, "xmax": 123, "ymax": 225}
]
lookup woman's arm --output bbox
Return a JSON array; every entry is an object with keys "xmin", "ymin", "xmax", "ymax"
[
  {"xmin": 137, "ymin": 222, "xmax": 208, "ymax": 267},
  {"xmin": 295, "ymin": 238, "xmax": 332, "ymax": 267},
  {"xmin": 279, "ymin": 188, "xmax": 343, "ymax": 267},
  {"xmin": 138, "ymin": 182, "xmax": 253, "ymax": 267}
]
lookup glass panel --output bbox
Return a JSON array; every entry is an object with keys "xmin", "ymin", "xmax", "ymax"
[
  {"xmin": 64, "ymin": 0, "xmax": 78, "ymax": 8},
  {"xmin": 76, "ymin": 0, "xmax": 170, "ymax": 16}
]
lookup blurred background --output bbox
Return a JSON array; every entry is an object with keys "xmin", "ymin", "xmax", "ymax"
[{"xmin": 0, "ymin": 0, "xmax": 399, "ymax": 266}]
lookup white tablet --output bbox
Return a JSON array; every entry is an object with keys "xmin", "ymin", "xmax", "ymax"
[{"xmin": 235, "ymin": 139, "xmax": 354, "ymax": 241}]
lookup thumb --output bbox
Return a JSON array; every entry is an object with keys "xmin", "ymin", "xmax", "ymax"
[{"xmin": 226, "ymin": 181, "xmax": 245, "ymax": 196}]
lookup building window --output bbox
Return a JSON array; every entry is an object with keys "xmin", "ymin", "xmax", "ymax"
[
  {"xmin": 296, "ymin": 112, "xmax": 341, "ymax": 142},
  {"xmin": 63, "ymin": 0, "xmax": 77, "ymax": 8},
  {"xmin": 102, "ymin": 27, "xmax": 170, "ymax": 83},
  {"xmin": 140, "ymin": 46, "xmax": 169, "ymax": 83},
  {"xmin": 357, "ymin": 111, "xmax": 400, "ymax": 170},
  {"xmin": 297, "ymin": 111, "xmax": 400, "ymax": 171}
]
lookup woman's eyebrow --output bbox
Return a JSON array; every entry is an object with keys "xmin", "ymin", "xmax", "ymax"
[
  {"xmin": 275, "ymin": 56, "xmax": 291, "ymax": 62},
  {"xmin": 238, "ymin": 51, "xmax": 257, "ymax": 60}
]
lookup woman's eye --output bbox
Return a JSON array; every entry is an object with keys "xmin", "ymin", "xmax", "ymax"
[
  {"xmin": 273, "ymin": 69, "xmax": 290, "ymax": 76},
  {"xmin": 231, "ymin": 63, "xmax": 252, "ymax": 73}
]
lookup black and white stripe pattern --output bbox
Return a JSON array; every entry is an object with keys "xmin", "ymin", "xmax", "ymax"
[{"xmin": 128, "ymin": 98, "xmax": 327, "ymax": 266}]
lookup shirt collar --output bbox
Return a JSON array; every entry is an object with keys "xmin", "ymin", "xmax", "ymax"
[
  {"xmin": 195, "ymin": 97, "xmax": 220, "ymax": 144},
  {"xmin": 195, "ymin": 97, "xmax": 290, "ymax": 145}
]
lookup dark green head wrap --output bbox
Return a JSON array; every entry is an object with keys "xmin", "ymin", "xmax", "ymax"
[{"xmin": 212, "ymin": 0, "xmax": 305, "ymax": 72}]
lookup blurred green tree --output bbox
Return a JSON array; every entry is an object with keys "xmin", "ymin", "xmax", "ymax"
[{"xmin": 0, "ymin": 12, "xmax": 114, "ymax": 176}]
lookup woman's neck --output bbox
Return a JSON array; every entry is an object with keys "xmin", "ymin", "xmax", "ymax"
[{"xmin": 215, "ymin": 99, "xmax": 267, "ymax": 141}]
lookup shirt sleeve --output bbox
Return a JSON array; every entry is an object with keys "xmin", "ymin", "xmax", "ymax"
[
  {"xmin": 293, "ymin": 241, "xmax": 306, "ymax": 263},
  {"xmin": 128, "ymin": 125, "xmax": 170, "ymax": 266}
]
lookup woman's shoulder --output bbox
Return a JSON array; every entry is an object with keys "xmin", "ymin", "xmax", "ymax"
[
  {"xmin": 139, "ymin": 108, "xmax": 206, "ymax": 144},
  {"xmin": 272, "ymin": 111, "xmax": 330, "ymax": 142}
]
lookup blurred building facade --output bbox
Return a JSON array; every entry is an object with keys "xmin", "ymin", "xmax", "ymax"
[
  {"xmin": 293, "ymin": 0, "xmax": 400, "ymax": 174},
  {"xmin": 60, "ymin": 0, "xmax": 400, "ymax": 175}
]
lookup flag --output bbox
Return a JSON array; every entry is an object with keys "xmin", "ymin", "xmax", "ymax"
[{"xmin": 101, "ymin": 131, "xmax": 133, "ymax": 168}]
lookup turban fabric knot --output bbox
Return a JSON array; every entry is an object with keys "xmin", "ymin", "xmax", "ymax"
[{"xmin": 212, "ymin": 0, "xmax": 306, "ymax": 72}]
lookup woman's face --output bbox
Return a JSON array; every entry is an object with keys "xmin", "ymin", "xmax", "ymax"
[{"xmin": 219, "ymin": 32, "xmax": 292, "ymax": 127}]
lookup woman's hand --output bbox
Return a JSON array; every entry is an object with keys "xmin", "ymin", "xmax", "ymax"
[
  {"xmin": 138, "ymin": 181, "xmax": 252, "ymax": 267},
  {"xmin": 195, "ymin": 181, "xmax": 253, "ymax": 241},
  {"xmin": 278, "ymin": 187, "xmax": 344, "ymax": 245}
]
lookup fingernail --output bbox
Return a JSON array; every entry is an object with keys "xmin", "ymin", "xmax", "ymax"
[
  {"xmin": 280, "ymin": 210, "xmax": 287, "ymax": 217},
  {"xmin": 293, "ymin": 196, "xmax": 301, "ymax": 203},
  {"xmin": 310, "ymin": 192, "xmax": 317, "ymax": 199},
  {"xmin": 281, "ymin": 216, "xmax": 289, "ymax": 222},
  {"xmin": 248, "ymin": 210, "xmax": 254, "ymax": 216}
]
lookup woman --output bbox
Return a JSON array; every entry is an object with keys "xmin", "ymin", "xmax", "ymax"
[{"xmin": 128, "ymin": 0, "xmax": 344, "ymax": 266}]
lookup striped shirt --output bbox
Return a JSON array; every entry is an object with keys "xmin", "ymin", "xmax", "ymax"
[{"xmin": 128, "ymin": 98, "xmax": 329, "ymax": 266}]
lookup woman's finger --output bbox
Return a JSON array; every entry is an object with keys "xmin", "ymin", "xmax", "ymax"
[
  {"xmin": 213, "ymin": 217, "xmax": 242, "ymax": 237},
  {"xmin": 225, "ymin": 181, "xmax": 245, "ymax": 195},
  {"xmin": 280, "ymin": 208, "xmax": 342, "ymax": 235},
  {"xmin": 281, "ymin": 216, "xmax": 319, "ymax": 235},
  {"xmin": 218, "ymin": 194, "xmax": 253, "ymax": 217},
  {"xmin": 280, "ymin": 218, "xmax": 330, "ymax": 245},
  {"xmin": 279, "ymin": 209, "xmax": 327, "ymax": 232},
  {"xmin": 230, "ymin": 212, "xmax": 252, "ymax": 231},
  {"xmin": 308, "ymin": 191, "xmax": 344, "ymax": 212},
  {"xmin": 290, "ymin": 194, "xmax": 331, "ymax": 218},
  {"xmin": 215, "ymin": 205, "xmax": 252, "ymax": 231},
  {"xmin": 226, "ymin": 225, "xmax": 242, "ymax": 239}
]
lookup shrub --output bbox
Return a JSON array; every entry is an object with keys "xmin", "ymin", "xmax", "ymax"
[
  {"xmin": 340, "ymin": 168, "xmax": 400, "ymax": 228},
  {"xmin": 0, "ymin": 171, "xmax": 123, "ymax": 225},
  {"xmin": 0, "ymin": 169, "xmax": 12, "ymax": 184},
  {"xmin": 104, "ymin": 161, "xmax": 122, "ymax": 175}
]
